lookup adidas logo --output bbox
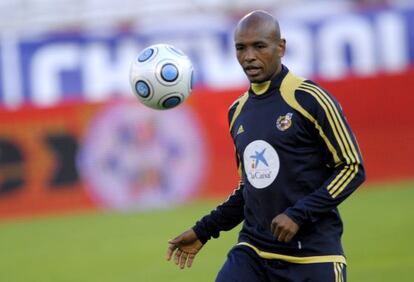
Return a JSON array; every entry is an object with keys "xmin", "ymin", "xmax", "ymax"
[{"xmin": 237, "ymin": 125, "xmax": 244, "ymax": 135}]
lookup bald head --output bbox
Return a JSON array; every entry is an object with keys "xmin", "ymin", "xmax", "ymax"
[
  {"xmin": 234, "ymin": 10, "xmax": 286, "ymax": 83},
  {"xmin": 235, "ymin": 10, "xmax": 281, "ymax": 41}
]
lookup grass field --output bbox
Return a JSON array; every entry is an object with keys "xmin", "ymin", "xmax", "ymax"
[{"xmin": 0, "ymin": 181, "xmax": 413, "ymax": 282}]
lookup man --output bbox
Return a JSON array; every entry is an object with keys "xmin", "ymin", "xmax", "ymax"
[{"xmin": 166, "ymin": 10, "xmax": 365, "ymax": 282}]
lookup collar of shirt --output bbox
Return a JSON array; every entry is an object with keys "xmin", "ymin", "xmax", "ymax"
[{"xmin": 248, "ymin": 65, "xmax": 289, "ymax": 99}]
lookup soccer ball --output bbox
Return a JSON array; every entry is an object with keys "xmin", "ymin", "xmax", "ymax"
[{"xmin": 129, "ymin": 44, "xmax": 194, "ymax": 110}]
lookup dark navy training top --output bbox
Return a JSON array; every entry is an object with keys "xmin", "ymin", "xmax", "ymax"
[{"xmin": 193, "ymin": 65, "xmax": 365, "ymax": 264}]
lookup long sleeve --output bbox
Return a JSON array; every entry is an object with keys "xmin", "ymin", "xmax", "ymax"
[
  {"xmin": 192, "ymin": 98, "xmax": 247, "ymax": 244},
  {"xmin": 284, "ymin": 81, "xmax": 366, "ymax": 226},
  {"xmin": 192, "ymin": 181, "xmax": 245, "ymax": 244}
]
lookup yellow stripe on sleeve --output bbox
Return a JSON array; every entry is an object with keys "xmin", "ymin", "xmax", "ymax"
[
  {"xmin": 298, "ymin": 84, "xmax": 355, "ymax": 196},
  {"xmin": 332, "ymin": 164, "xmax": 359, "ymax": 198},
  {"xmin": 298, "ymin": 85, "xmax": 352, "ymax": 164},
  {"xmin": 301, "ymin": 83, "xmax": 359, "ymax": 163},
  {"xmin": 299, "ymin": 83, "xmax": 361, "ymax": 198},
  {"xmin": 328, "ymin": 165, "xmax": 354, "ymax": 196}
]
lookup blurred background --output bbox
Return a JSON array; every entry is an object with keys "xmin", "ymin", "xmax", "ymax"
[{"xmin": 0, "ymin": 0, "xmax": 413, "ymax": 281}]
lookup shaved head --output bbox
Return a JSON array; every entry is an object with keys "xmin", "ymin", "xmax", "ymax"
[
  {"xmin": 235, "ymin": 10, "xmax": 281, "ymax": 41},
  {"xmin": 234, "ymin": 10, "xmax": 286, "ymax": 83}
]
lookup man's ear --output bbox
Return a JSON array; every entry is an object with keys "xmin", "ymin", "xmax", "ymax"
[{"xmin": 278, "ymin": 38, "xmax": 286, "ymax": 57}]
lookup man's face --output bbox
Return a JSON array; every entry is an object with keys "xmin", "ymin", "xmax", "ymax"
[{"xmin": 234, "ymin": 25, "xmax": 285, "ymax": 83}]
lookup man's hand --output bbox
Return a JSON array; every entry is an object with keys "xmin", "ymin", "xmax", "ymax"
[
  {"xmin": 271, "ymin": 213, "xmax": 299, "ymax": 243},
  {"xmin": 166, "ymin": 228, "xmax": 203, "ymax": 269}
]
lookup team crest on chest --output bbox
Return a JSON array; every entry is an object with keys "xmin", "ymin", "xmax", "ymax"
[{"xmin": 276, "ymin": 113, "xmax": 293, "ymax": 131}]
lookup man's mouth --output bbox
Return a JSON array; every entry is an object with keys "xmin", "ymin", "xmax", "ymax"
[{"xmin": 244, "ymin": 66, "xmax": 261, "ymax": 76}]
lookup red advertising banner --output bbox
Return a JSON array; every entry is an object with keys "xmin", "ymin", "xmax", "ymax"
[{"xmin": 0, "ymin": 103, "xmax": 98, "ymax": 217}]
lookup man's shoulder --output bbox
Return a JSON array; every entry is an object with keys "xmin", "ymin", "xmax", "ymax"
[
  {"xmin": 292, "ymin": 77, "xmax": 342, "ymax": 117},
  {"xmin": 228, "ymin": 91, "xmax": 249, "ymax": 113},
  {"xmin": 227, "ymin": 91, "xmax": 249, "ymax": 130},
  {"xmin": 295, "ymin": 78, "xmax": 336, "ymax": 103},
  {"xmin": 280, "ymin": 68, "xmax": 322, "ymax": 92},
  {"xmin": 297, "ymin": 79, "xmax": 324, "ymax": 91},
  {"xmin": 280, "ymin": 71, "xmax": 336, "ymax": 115}
]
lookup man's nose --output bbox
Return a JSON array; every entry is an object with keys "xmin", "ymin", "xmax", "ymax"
[{"xmin": 245, "ymin": 48, "xmax": 256, "ymax": 62}]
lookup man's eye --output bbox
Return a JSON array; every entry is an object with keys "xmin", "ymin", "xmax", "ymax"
[
  {"xmin": 256, "ymin": 45, "xmax": 266, "ymax": 49},
  {"xmin": 236, "ymin": 46, "xmax": 244, "ymax": 51}
]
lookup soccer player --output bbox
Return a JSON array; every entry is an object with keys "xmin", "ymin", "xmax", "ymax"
[{"xmin": 166, "ymin": 10, "xmax": 365, "ymax": 282}]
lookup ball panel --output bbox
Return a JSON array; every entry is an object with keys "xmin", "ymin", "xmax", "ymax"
[
  {"xmin": 162, "ymin": 96, "xmax": 181, "ymax": 109},
  {"xmin": 138, "ymin": 48, "xmax": 154, "ymax": 62},
  {"xmin": 135, "ymin": 80, "xmax": 151, "ymax": 98},
  {"xmin": 161, "ymin": 63, "xmax": 179, "ymax": 82}
]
